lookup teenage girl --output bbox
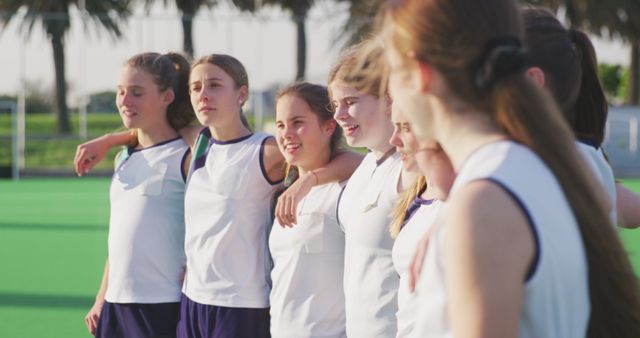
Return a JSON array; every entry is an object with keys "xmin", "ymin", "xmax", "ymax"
[
  {"xmin": 523, "ymin": 7, "xmax": 640, "ymax": 228},
  {"xmin": 376, "ymin": 0, "xmax": 640, "ymax": 337},
  {"xmin": 329, "ymin": 40, "xmax": 412, "ymax": 337},
  {"xmin": 77, "ymin": 53, "xmax": 360, "ymax": 338},
  {"xmin": 388, "ymin": 105, "xmax": 454, "ymax": 338},
  {"xmin": 84, "ymin": 52, "xmax": 194, "ymax": 338},
  {"xmin": 269, "ymin": 82, "xmax": 357, "ymax": 338}
]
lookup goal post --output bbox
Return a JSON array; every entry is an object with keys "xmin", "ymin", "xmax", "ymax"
[{"xmin": 0, "ymin": 100, "xmax": 24, "ymax": 180}]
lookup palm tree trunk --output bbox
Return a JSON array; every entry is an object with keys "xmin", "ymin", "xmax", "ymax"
[
  {"xmin": 51, "ymin": 29, "xmax": 71, "ymax": 134},
  {"xmin": 181, "ymin": 14, "xmax": 194, "ymax": 60},
  {"xmin": 564, "ymin": 0, "xmax": 580, "ymax": 26},
  {"xmin": 628, "ymin": 39, "xmax": 639, "ymax": 105},
  {"xmin": 294, "ymin": 14, "xmax": 306, "ymax": 81}
]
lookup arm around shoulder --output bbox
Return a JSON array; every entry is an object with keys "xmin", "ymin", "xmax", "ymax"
[
  {"xmin": 313, "ymin": 150, "xmax": 364, "ymax": 184},
  {"xmin": 74, "ymin": 130, "xmax": 137, "ymax": 176},
  {"xmin": 262, "ymin": 136, "xmax": 286, "ymax": 184}
]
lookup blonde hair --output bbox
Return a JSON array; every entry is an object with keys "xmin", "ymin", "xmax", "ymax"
[
  {"xmin": 389, "ymin": 176, "xmax": 426, "ymax": 238},
  {"xmin": 328, "ymin": 39, "xmax": 387, "ymax": 99}
]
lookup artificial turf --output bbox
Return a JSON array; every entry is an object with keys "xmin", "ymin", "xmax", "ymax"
[{"xmin": 0, "ymin": 177, "xmax": 639, "ymax": 337}]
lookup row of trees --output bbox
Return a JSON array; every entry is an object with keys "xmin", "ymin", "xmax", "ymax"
[
  {"xmin": 0, "ymin": 0, "xmax": 354, "ymax": 134},
  {"xmin": 1, "ymin": 0, "xmax": 639, "ymax": 134}
]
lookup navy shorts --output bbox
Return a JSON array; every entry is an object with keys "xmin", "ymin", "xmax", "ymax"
[
  {"xmin": 176, "ymin": 294, "xmax": 270, "ymax": 338},
  {"xmin": 96, "ymin": 301, "xmax": 180, "ymax": 338}
]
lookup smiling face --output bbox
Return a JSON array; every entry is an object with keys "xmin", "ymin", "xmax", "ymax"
[
  {"xmin": 189, "ymin": 63, "xmax": 246, "ymax": 128},
  {"xmin": 116, "ymin": 65, "xmax": 170, "ymax": 131},
  {"xmin": 389, "ymin": 106, "xmax": 419, "ymax": 172},
  {"xmin": 275, "ymin": 93, "xmax": 335, "ymax": 171},
  {"xmin": 329, "ymin": 81, "xmax": 392, "ymax": 152}
]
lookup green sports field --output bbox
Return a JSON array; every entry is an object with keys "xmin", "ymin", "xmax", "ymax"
[{"xmin": 1, "ymin": 178, "xmax": 640, "ymax": 338}]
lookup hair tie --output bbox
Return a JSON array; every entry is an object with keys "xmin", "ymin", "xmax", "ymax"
[{"xmin": 473, "ymin": 36, "xmax": 528, "ymax": 90}]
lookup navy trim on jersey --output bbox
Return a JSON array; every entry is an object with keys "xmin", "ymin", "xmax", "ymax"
[
  {"xmin": 402, "ymin": 196, "xmax": 436, "ymax": 224},
  {"xmin": 335, "ymin": 185, "xmax": 347, "ymax": 232},
  {"xmin": 485, "ymin": 178, "xmax": 540, "ymax": 282},
  {"xmin": 259, "ymin": 136, "xmax": 284, "ymax": 186},
  {"xmin": 181, "ymin": 148, "xmax": 191, "ymax": 183},
  {"xmin": 578, "ymin": 138, "xmax": 600, "ymax": 150},
  {"xmin": 415, "ymin": 196, "xmax": 436, "ymax": 205},
  {"xmin": 127, "ymin": 136, "xmax": 182, "ymax": 155},
  {"xmin": 210, "ymin": 132, "xmax": 253, "ymax": 145},
  {"xmin": 375, "ymin": 147, "xmax": 397, "ymax": 166}
]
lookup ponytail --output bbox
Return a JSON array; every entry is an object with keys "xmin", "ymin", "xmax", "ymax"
[
  {"xmin": 569, "ymin": 29, "xmax": 608, "ymax": 146},
  {"xmin": 165, "ymin": 52, "xmax": 196, "ymax": 131},
  {"xmin": 523, "ymin": 8, "xmax": 608, "ymax": 147},
  {"xmin": 491, "ymin": 75, "xmax": 640, "ymax": 337},
  {"xmin": 382, "ymin": 1, "xmax": 640, "ymax": 336}
]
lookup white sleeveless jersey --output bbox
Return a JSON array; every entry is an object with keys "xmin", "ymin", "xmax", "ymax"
[
  {"xmin": 337, "ymin": 151, "xmax": 403, "ymax": 338},
  {"xmin": 576, "ymin": 141, "xmax": 617, "ymax": 225},
  {"xmin": 183, "ymin": 132, "xmax": 281, "ymax": 308},
  {"xmin": 269, "ymin": 181, "xmax": 346, "ymax": 338},
  {"xmin": 105, "ymin": 137, "xmax": 189, "ymax": 303},
  {"xmin": 392, "ymin": 199, "xmax": 442, "ymax": 338},
  {"xmin": 413, "ymin": 141, "xmax": 589, "ymax": 338}
]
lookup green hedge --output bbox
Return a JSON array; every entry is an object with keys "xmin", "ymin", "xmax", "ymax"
[{"xmin": 0, "ymin": 113, "xmax": 123, "ymax": 170}]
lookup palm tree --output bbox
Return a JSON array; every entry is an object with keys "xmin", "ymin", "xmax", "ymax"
[
  {"xmin": 335, "ymin": 0, "xmax": 384, "ymax": 50},
  {"xmin": 233, "ymin": 0, "xmax": 315, "ymax": 81},
  {"xmin": 0, "ymin": 0, "xmax": 131, "ymax": 134},
  {"xmin": 143, "ymin": 0, "xmax": 218, "ymax": 59}
]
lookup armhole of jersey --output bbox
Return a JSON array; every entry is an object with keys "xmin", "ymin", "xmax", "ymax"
[
  {"xmin": 484, "ymin": 178, "xmax": 540, "ymax": 283},
  {"xmin": 259, "ymin": 136, "xmax": 284, "ymax": 186},
  {"xmin": 336, "ymin": 185, "xmax": 347, "ymax": 233},
  {"xmin": 181, "ymin": 147, "xmax": 191, "ymax": 183}
]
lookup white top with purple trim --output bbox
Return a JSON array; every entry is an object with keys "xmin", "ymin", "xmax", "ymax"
[
  {"xmin": 105, "ymin": 137, "xmax": 189, "ymax": 303},
  {"xmin": 336, "ymin": 151, "xmax": 402, "ymax": 338},
  {"xmin": 575, "ymin": 141, "xmax": 617, "ymax": 225},
  {"xmin": 183, "ymin": 131, "xmax": 281, "ymax": 308},
  {"xmin": 269, "ymin": 181, "xmax": 346, "ymax": 338},
  {"xmin": 413, "ymin": 141, "xmax": 589, "ymax": 338},
  {"xmin": 392, "ymin": 197, "xmax": 442, "ymax": 338}
]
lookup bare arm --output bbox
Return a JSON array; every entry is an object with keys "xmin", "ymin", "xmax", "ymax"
[
  {"xmin": 616, "ymin": 183, "xmax": 640, "ymax": 229},
  {"xmin": 75, "ymin": 131, "xmax": 136, "ymax": 176},
  {"xmin": 75, "ymin": 125, "xmax": 202, "ymax": 176},
  {"xmin": 312, "ymin": 150, "xmax": 364, "ymax": 185},
  {"xmin": 445, "ymin": 181, "xmax": 534, "ymax": 338},
  {"xmin": 262, "ymin": 136, "xmax": 287, "ymax": 184},
  {"xmin": 276, "ymin": 150, "xmax": 364, "ymax": 227},
  {"xmin": 84, "ymin": 260, "xmax": 109, "ymax": 336}
]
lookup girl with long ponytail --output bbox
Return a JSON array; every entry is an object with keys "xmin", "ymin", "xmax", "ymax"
[
  {"xmin": 524, "ymin": 7, "xmax": 640, "ymax": 228},
  {"xmin": 377, "ymin": 0, "xmax": 640, "ymax": 337}
]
